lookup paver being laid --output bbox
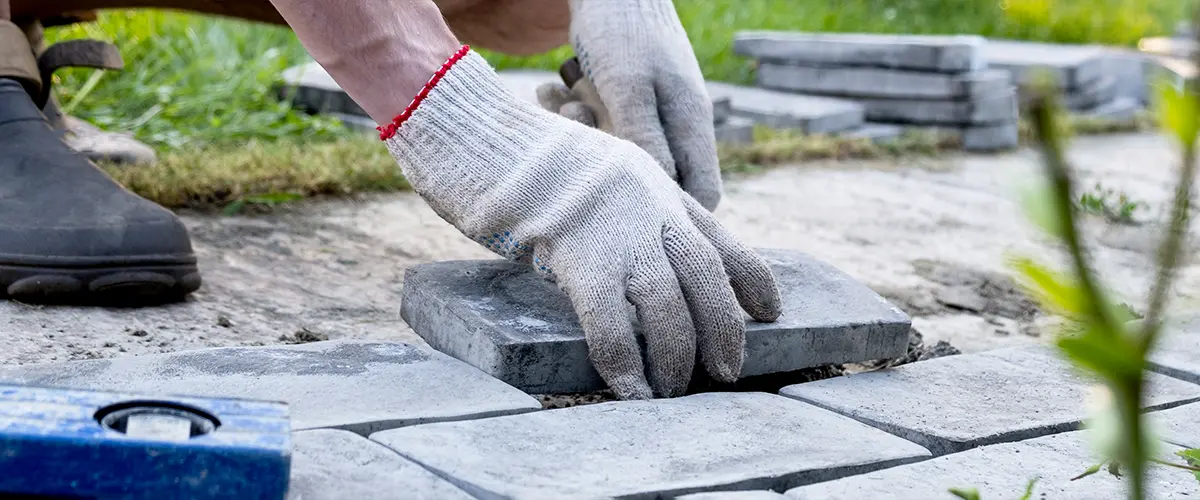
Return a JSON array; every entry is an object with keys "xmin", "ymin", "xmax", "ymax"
[
  {"xmin": 1148, "ymin": 315, "xmax": 1200, "ymax": 384},
  {"xmin": 733, "ymin": 31, "xmax": 987, "ymax": 73},
  {"xmin": 785, "ymin": 431, "xmax": 1198, "ymax": 500},
  {"xmin": 982, "ymin": 39, "xmax": 1108, "ymax": 89},
  {"xmin": 0, "ymin": 341, "xmax": 541, "ymax": 435},
  {"xmin": 1147, "ymin": 401, "xmax": 1200, "ymax": 449},
  {"xmin": 287, "ymin": 429, "xmax": 475, "ymax": 500},
  {"xmin": 705, "ymin": 81, "xmax": 865, "ymax": 133},
  {"xmin": 756, "ymin": 63, "xmax": 1011, "ymax": 100},
  {"xmin": 779, "ymin": 344, "xmax": 1200, "ymax": 456},
  {"xmin": 401, "ymin": 248, "xmax": 911, "ymax": 394},
  {"xmin": 370, "ymin": 392, "xmax": 932, "ymax": 499}
]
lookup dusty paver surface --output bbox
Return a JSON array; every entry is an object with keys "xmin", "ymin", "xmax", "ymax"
[{"xmin": 2, "ymin": 132, "xmax": 1197, "ymax": 365}]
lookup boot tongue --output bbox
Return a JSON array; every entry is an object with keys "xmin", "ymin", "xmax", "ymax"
[{"xmin": 0, "ymin": 79, "xmax": 51, "ymax": 126}]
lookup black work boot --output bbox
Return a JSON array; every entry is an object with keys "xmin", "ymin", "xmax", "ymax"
[{"xmin": 0, "ymin": 20, "xmax": 200, "ymax": 304}]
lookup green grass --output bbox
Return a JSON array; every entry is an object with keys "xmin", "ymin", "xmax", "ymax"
[{"xmin": 39, "ymin": 1, "xmax": 1180, "ymax": 208}]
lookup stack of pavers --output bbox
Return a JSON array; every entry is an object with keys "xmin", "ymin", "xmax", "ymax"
[
  {"xmin": 732, "ymin": 31, "xmax": 1020, "ymax": 152},
  {"xmin": 278, "ymin": 62, "xmax": 755, "ymax": 144},
  {"xmin": 983, "ymin": 40, "xmax": 1142, "ymax": 122}
]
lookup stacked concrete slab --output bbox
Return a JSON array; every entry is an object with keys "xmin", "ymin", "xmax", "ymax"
[
  {"xmin": 734, "ymin": 31, "xmax": 1019, "ymax": 152},
  {"xmin": 279, "ymin": 62, "xmax": 755, "ymax": 144},
  {"xmin": 983, "ymin": 40, "xmax": 1143, "ymax": 121}
]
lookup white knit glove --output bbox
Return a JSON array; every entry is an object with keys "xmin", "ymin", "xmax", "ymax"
[
  {"xmin": 534, "ymin": 0, "xmax": 723, "ymax": 212},
  {"xmin": 381, "ymin": 47, "xmax": 780, "ymax": 400}
]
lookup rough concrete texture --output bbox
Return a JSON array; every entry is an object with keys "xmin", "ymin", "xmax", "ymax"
[
  {"xmin": 1148, "ymin": 315, "xmax": 1200, "ymax": 384},
  {"xmin": 1148, "ymin": 401, "xmax": 1200, "ymax": 449},
  {"xmin": 715, "ymin": 116, "xmax": 756, "ymax": 145},
  {"xmin": 757, "ymin": 63, "xmax": 1011, "ymax": 100},
  {"xmin": 1062, "ymin": 75, "xmax": 1119, "ymax": 111},
  {"xmin": 982, "ymin": 39, "xmax": 1108, "ymax": 89},
  {"xmin": 705, "ymin": 81, "xmax": 865, "ymax": 133},
  {"xmin": 785, "ymin": 431, "xmax": 1198, "ymax": 500},
  {"xmin": 677, "ymin": 492, "xmax": 790, "ymax": 500},
  {"xmin": 779, "ymin": 344, "xmax": 1200, "ymax": 456},
  {"xmin": 370, "ymin": 393, "xmax": 931, "ymax": 499},
  {"xmin": 0, "ymin": 341, "xmax": 540, "ymax": 435},
  {"xmin": 400, "ymin": 248, "xmax": 911, "ymax": 394},
  {"xmin": 857, "ymin": 90, "xmax": 1018, "ymax": 125},
  {"xmin": 288, "ymin": 429, "xmax": 475, "ymax": 500},
  {"xmin": 3, "ymin": 134, "xmax": 1199, "ymax": 372},
  {"xmin": 733, "ymin": 31, "xmax": 986, "ymax": 73}
]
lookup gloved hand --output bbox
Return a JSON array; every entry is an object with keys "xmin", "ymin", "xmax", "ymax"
[
  {"xmin": 381, "ymin": 46, "xmax": 781, "ymax": 400},
  {"xmin": 534, "ymin": 0, "xmax": 723, "ymax": 212}
]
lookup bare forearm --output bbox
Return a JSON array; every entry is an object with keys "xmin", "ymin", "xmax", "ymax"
[{"xmin": 267, "ymin": 0, "xmax": 461, "ymax": 124}]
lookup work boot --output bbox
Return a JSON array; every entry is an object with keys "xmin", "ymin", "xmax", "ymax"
[
  {"xmin": 0, "ymin": 20, "xmax": 200, "ymax": 304},
  {"xmin": 18, "ymin": 17, "xmax": 157, "ymax": 165}
]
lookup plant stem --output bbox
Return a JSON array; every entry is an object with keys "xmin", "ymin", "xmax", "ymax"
[
  {"xmin": 1140, "ymin": 4, "xmax": 1200, "ymax": 354},
  {"xmin": 1027, "ymin": 84, "xmax": 1120, "ymax": 336},
  {"xmin": 1150, "ymin": 457, "xmax": 1200, "ymax": 473},
  {"xmin": 1116, "ymin": 385, "xmax": 1147, "ymax": 500}
]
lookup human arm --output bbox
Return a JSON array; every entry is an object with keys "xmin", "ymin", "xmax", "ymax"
[{"xmin": 264, "ymin": 0, "xmax": 782, "ymax": 398}]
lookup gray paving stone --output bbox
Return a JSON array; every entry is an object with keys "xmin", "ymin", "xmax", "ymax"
[
  {"xmin": 1149, "ymin": 315, "xmax": 1200, "ymax": 385},
  {"xmin": 705, "ymin": 82, "xmax": 864, "ymax": 134},
  {"xmin": 757, "ymin": 63, "xmax": 1011, "ymax": 100},
  {"xmin": 1077, "ymin": 96, "xmax": 1143, "ymax": 122},
  {"xmin": 401, "ymin": 248, "xmax": 911, "ymax": 394},
  {"xmin": 715, "ymin": 115, "xmax": 756, "ymax": 145},
  {"xmin": 288, "ymin": 429, "xmax": 475, "ymax": 500},
  {"xmin": 370, "ymin": 392, "xmax": 932, "ymax": 499},
  {"xmin": 677, "ymin": 491, "xmax": 790, "ymax": 500},
  {"xmin": 840, "ymin": 123, "xmax": 905, "ymax": 145},
  {"xmin": 734, "ymin": 31, "xmax": 986, "ymax": 73},
  {"xmin": 779, "ymin": 344, "xmax": 1200, "ymax": 456},
  {"xmin": 982, "ymin": 40, "xmax": 1108, "ymax": 89},
  {"xmin": 1100, "ymin": 48, "xmax": 1152, "ymax": 105},
  {"xmin": 857, "ymin": 90, "xmax": 1018, "ymax": 125},
  {"xmin": 713, "ymin": 95, "xmax": 733, "ymax": 124},
  {"xmin": 1062, "ymin": 75, "xmax": 1119, "ymax": 111},
  {"xmin": 0, "ymin": 341, "xmax": 540, "ymax": 435},
  {"xmin": 1148, "ymin": 401, "xmax": 1200, "ymax": 449},
  {"xmin": 785, "ymin": 431, "xmax": 1198, "ymax": 500},
  {"xmin": 961, "ymin": 122, "xmax": 1020, "ymax": 152}
]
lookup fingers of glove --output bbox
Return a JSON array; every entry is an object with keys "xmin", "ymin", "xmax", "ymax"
[
  {"xmin": 598, "ymin": 78, "xmax": 678, "ymax": 181},
  {"xmin": 536, "ymin": 82, "xmax": 578, "ymax": 114},
  {"xmin": 658, "ymin": 82, "xmax": 723, "ymax": 211},
  {"xmin": 559, "ymin": 101, "xmax": 598, "ymax": 128},
  {"xmin": 661, "ymin": 221, "xmax": 745, "ymax": 383},
  {"xmin": 557, "ymin": 262, "xmax": 653, "ymax": 400},
  {"xmin": 681, "ymin": 193, "xmax": 782, "ymax": 323},
  {"xmin": 627, "ymin": 253, "xmax": 697, "ymax": 398}
]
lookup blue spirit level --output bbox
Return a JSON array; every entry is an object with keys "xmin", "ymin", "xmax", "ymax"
[{"xmin": 0, "ymin": 383, "xmax": 291, "ymax": 499}]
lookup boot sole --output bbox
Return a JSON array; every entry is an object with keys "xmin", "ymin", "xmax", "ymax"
[{"xmin": 0, "ymin": 256, "xmax": 200, "ymax": 306}]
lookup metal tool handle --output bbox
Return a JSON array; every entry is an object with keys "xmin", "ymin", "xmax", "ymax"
[{"xmin": 559, "ymin": 57, "xmax": 614, "ymax": 133}]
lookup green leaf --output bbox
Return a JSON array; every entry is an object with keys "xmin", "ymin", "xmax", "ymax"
[
  {"xmin": 1155, "ymin": 78, "xmax": 1200, "ymax": 148},
  {"xmin": 948, "ymin": 487, "xmax": 981, "ymax": 500},
  {"xmin": 1009, "ymin": 256, "xmax": 1087, "ymax": 317},
  {"xmin": 221, "ymin": 199, "xmax": 247, "ymax": 216},
  {"xmin": 244, "ymin": 192, "xmax": 304, "ymax": 205},
  {"xmin": 1071, "ymin": 462, "xmax": 1105, "ymax": 481},
  {"xmin": 1107, "ymin": 460, "xmax": 1123, "ymax": 478},
  {"xmin": 1017, "ymin": 180, "xmax": 1068, "ymax": 239},
  {"xmin": 1178, "ymin": 449, "xmax": 1200, "ymax": 483},
  {"xmin": 1017, "ymin": 477, "xmax": 1039, "ymax": 500},
  {"xmin": 1056, "ymin": 325, "xmax": 1144, "ymax": 381}
]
